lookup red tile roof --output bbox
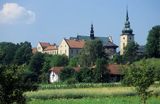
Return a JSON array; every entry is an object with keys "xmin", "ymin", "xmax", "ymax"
[
  {"xmin": 65, "ymin": 39, "xmax": 85, "ymax": 49},
  {"xmin": 39, "ymin": 42, "xmax": 50, "ymax": 48},
  {"xmin": 50, "ymin": 64, "xmax": 121, "ymax": 75},
  {"xmin": 107, "ymin": 64, "xmax": 121, "ymax": 75},
  {"xmin": 50, "ymin": 67, "xmax": 80, "ymax": 74},
  {"xmin": 44, "ymin": 45, "xmax": 58, "ymax": 51}
]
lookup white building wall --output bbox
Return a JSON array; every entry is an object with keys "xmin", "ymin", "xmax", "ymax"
[
  {"xmin": 58, "ymin": 39, "xmax": 69, "ymax": 57},
  {"xmin": 37, "ymin": 43, "xmax": 43, "ymax": 53},
  {"xmin": 120, "ymin": 35, "xmax": 134, "ymax": 55}
]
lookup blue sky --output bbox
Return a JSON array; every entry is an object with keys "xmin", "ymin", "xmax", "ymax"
[{"xmin": 0, "ymin": 0, "xmax": 160, "ymax": 48}]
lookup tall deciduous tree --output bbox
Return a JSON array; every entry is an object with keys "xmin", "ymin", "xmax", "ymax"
[
  {"xmin": 75, "ymin": 67, "xmax": 94, "ymax": 82},
  {"xmin": 14, "ymin": 41, "xmax": 32, "ymax": 65},
  {"xmin": 146, "ymin": 25, "xmax": 160, "ymax": 58},
  {"xmin": 78, "ymin": 39, "xmax": 106, "ymax": 67},
  {"xmin": 94, "ymin": 58, "xmax": 109, "ymax": 83},
  {"xmin": 123, "ymin": 41, "xmax": 139, "ymax": 63},
  {"xmin": 0, "ymin": 42, "xmax": 17, "ymax": 64},
  {"xmin": 28, "ymin": 52, "xmax": 45, "ymax": 82}
]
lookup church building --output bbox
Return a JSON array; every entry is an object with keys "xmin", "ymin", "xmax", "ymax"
[
  {"xmin": 70, "ymin": 24, "xmax": 118, "ymax": 58},
  {"xmin": 120, "ymin": 8, "xmax": 134, "ymax": 55}
]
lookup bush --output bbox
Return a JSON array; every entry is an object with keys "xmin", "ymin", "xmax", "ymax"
[
  {"xmin": 59, "ymin": 67, "xmax": 75, "ymax": 81},
  {"xmin": 65, "ymin": 78, "xmax": 78, "ymax": 85}
]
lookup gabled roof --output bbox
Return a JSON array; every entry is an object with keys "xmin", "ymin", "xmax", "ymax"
[
  {"xmin": 104, "ymin": 41, "xmax": 118, "ymax": 48},
  {"xmin": 65, "ymin": 39, "xmax": 85, "ymax": 49},
  {"xmin": 44, "ymin": 45, "xmax": 58, "ymax": 51},
  {"xmin": 39, "ymin": 42, "xmax": 50, "ymax": 48},
  {"xmin": 70, "ymin": 35, "xmax": 117, "ymax": 47}
]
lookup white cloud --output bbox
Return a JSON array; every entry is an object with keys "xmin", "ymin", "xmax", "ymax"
[{"xmin": 0, "ymin": 3, "xmax": 36, "ymax": 24}]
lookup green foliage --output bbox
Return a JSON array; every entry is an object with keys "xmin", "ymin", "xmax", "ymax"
[
  {"xmin": 123, "ymin": 41, "xmax": 139, "ymax": 63},
  {"xmin": 50, "ymin": 55, "xmax": 69, "ymax": 67},
  {"xmin": 59, "ymin": 67, "xmax": 75, "ymax": 81},
  {"xmin": 14, "ymin": 41, "xmax": 32, "ymax": 65},
  {"xmin": 69, "ymin": 56, "xmax": 78, "ymax": 67},
  {"xmin": 78, "ymin": 39, "xmax": 107, "ymax": 67},
  {"xmin": 28, "ymin": 52, "xmax": 45, "ymax": 82},
  {"xmin": 94, "ymin": 58, "xmax": 109, "ymax": 83},
  {"xmin": 112, "ymin": 54, "xmax": 125, "ymax": 64},
  {"xmin": 0, "ymin": 65, "xmax": 37, "ymax": 104},
  {"xmin": 146, "ymin": 25, "xmax": 160, "ymax": 58},
  {"xmin": 0, "ymin": 42, "xmax": 17, "ymax": 64},
  {"xmin": 122, "ymin": 60, "xmax": 157, "ymax": 104},
  {"xmin": 28, "ymin": 96, "xmax": 160, "ymax": 104},
  {"xmin": 75, "ymin": 67, "xmax": 94, "ymax": 82},
  {"xmin": 65, "ymin": 77, "xmax": 78, "ymax": 85}
]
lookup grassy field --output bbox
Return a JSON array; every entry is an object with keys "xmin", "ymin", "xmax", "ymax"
[
  {"xmin": 28, "ymin": 97, "xmax": 160, "ymax": 104},
  {"xmin": 26, "ymin": 86, "xmax": 160, "ymax": 103},
  {"xmin": 26, "ymin": 87, "xmax": 136, "ymax": 99}
]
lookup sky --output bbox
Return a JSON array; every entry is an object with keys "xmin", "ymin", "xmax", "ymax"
[{"xmin": 0, "ymin": 0, "xmax": 160, "ymax": 48}]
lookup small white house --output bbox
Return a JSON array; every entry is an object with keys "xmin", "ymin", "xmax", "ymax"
[
  {"xmin": 49, "ymin": 67, "xmax": 64, "ymax": 83},
  {"xmin": 49, "ymin": 71, "xmax": 59, "ymax": 83}
]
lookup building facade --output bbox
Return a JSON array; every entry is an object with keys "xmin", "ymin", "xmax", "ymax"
[
  {"xmin": 34, "ymin": 42, "xmax": 58, "ymax": 55},
  {"xmin": 58, "ymin": 39, "xmax": 85, "ymax": 58}
]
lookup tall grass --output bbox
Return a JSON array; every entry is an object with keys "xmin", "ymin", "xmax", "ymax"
[
  {"xmin": 26, "ymin": 87, "xmax": 136, "ymax": 100},
  {"xmin": 26, "ymin": 86, "xmax": 160, "ymax": 100},
  {"xmin": 28, "ymin": 96, "xmax": 160, "ymax": 104}
]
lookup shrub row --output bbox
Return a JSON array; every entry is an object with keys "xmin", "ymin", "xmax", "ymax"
[{"xmin": 38, "ymin": 82, "xmax": 122, "ymax": 90}]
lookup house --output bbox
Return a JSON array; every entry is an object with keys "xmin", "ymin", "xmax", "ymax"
[
  {"xmin": 49, "ymin": 64, "xmax": 122, "ymax": 83},
  {"xmin": 37, "ymin": 42, "xmax": 50, "ymax": 53},
  {"xmin": 34, "ymin": 42, "xmax": 58, "ymax": 55},
  {"xmin": 70, "ymin": 24, "xmax": 118, "ymax": 58},
  {"xmin": 58, "ymin": 39, "xmax": 85, "ymax": 58},
  {"xmin": 43, "ymin": 44, "xmax": 58, "ymax": 55}
]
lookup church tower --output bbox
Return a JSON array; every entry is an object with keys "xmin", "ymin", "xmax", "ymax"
[
  {"xmin": 120, "ymin": 8, "xmax": 134, "ymax": 55},
  {"xmin": 90, "ymin": 24, "xmax": 95, "ymax": 40}
]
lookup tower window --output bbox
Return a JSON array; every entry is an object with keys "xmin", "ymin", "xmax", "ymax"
[{"xmin": 123, "ymin": 37, "xmax": 125, "ymax": 40}]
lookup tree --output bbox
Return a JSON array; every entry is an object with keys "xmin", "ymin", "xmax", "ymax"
[
  {"xmin": 94, "ymin": 58, "xmax": 109, "ymax": 83},
  {"xmin": 123, "ymin": 41, "xmax": 139, "ymax": 63},
  {"xmin": 28, "ymin": 52, "xmax": 45, "ymax": 82},
  {"xmin": 146, "ymin": 25, "xmax": 160, "ymax": 58},
  {"xmin": 78, "ymin": 39, "xmax": 106, "ymax": 67},
  {"xmin": 14, "ymin": 41, "xmax": 32, "ymax": 65},
  {"xmin": 69, "ymin": 56, "xmax": 78, "ymax": 67},
  {"xmin": 122, "ymin": 60, "xmax": 156, "ymax": 104},
  {"xmin": 0, "ymin": 65, "xmax": 37, "ymax": 104},
  {"xmin": 112, "ymin": 54, "xmax": 125, "ymax": 64},
  {"xmin": 50, "ymin": 55, "xmax": 69, "ymax": 67},
  {"xmin": 59, "ymin": 67, "xmax": 75, "ymax": 82},
  {"xmin": 0, "ymin": 42, "xmax": 17, "ymax": 65},
  {"xmin": 75, "ymin": 67, "xmax": 94, "ymax": 82}
]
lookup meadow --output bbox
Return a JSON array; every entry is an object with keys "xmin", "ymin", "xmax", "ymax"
[{"xmin": 26, "ymin": 84, "xmax": 160, "ymax": 104}]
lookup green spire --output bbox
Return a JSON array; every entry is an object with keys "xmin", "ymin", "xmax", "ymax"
[
  {"xmin": 90, "ymin": 24, "xmax": 95, "ymax": 39},
  {"xmin": 122, "ymin": 7, "xmax": 133, "ymax": 35},
  {"xmin": 126, "ymin": 6, "xmax": 129, "ymax": 21}
]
